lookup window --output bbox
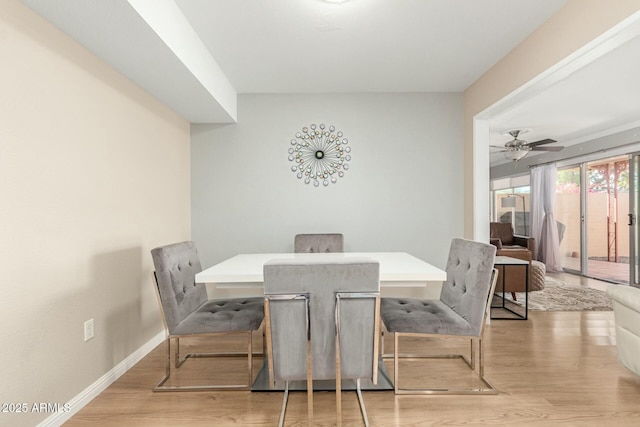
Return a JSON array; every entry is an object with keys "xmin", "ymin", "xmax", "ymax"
[{"xmin": 491, "ymin": 175, "xmax": 530, "ymax": 236}]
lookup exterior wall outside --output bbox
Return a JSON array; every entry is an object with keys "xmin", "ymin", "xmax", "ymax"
[
  {"xmin": 556, "ymin": 192, "xmax": 630, "ymax": 260},
  {"xmin": 0, "ymin": 1, "xmax": 190, "ymax": 425}
]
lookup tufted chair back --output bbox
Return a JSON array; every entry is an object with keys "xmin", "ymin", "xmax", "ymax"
[
  {"xmin": 294, "ymin": 233, "xmax": 344, "ymax": 253},
  {"xmin": 151, "ymin": 241, "xmax": 207, "ymax": 334},
  {"xmin": 264, "ymin": 258, "xmax": 379, "ymax": 381},
  {"xmin": 439, "ymin": 238, "xmax": 497, "ymax": 336}
]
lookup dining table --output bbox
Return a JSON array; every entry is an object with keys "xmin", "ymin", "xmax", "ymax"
[
  {"xmin": 196, "ymin": 251, "xmax": 447, "ymax": 298},
  {"xmin": 195, "ymin": 251, "xmax": 447, "ymax": 391}
]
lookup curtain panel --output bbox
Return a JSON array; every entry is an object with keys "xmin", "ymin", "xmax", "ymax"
[{"xmin": 530, "ymin": 164, "xmax": 563, "ymax": 271}]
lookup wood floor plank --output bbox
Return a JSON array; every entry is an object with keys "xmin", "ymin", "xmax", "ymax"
[{"xmin": 65, "ymin": 310, "xmax": 640, "ymax": 426}]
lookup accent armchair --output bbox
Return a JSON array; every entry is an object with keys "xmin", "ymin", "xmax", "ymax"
[
  {"xmin": 490, "ymin": 222, "xmax": 536, "ymax": 298},
  {"xmin": 489, "ymin": 222, "xmax": 535, "ymax": 254}
]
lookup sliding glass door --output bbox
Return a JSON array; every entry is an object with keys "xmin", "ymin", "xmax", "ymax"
[
  {"xmin": 556, "ymin": 165, "xmax": 583, "ymax": 274},
  {"xmin": 630, "ymin": 154, "xmax": 640, "ymax": 287},
  {"xmin": 555, "ymin": 156, "xmax": 630, "ymax": 283},
  {"xmin": 586, "ymin": 157, "xmax": 629, "ymax": 283}
]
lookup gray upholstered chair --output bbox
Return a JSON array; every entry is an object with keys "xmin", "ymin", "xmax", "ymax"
[
  {"xmin": 294, "ymin": 233, "xmax": 344, "ymax": 253},
  {"xmin": 150, "ymin": 241, "xmax": 264, "ymax": 391},
  {"xmin": 380, "ymin": 238, "xmax": 498, "ymax": 394},
  {"xmin": 264, "ymin": 258, "xmax": 380, "ymax": 426}
]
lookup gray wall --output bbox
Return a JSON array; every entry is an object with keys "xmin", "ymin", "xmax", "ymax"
[{"xmin": 192, "ymin": 93, "xmax": 463, "ymax": 269}]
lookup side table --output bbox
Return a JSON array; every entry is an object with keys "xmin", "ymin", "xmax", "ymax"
[{"xmin": 491, "ymin": 256, "xmax": 529, "ymax": 320}]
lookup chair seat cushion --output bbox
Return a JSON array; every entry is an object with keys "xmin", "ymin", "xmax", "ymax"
[
  {"xmin": 381, "ymin": 298, "xmax": 474, "ymax": 336},
  {"xmin": 172, "ymin": 297, "xmax": 264, "ymax": 335}
]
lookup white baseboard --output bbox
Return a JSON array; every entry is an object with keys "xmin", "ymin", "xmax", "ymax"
[{"xmin": 37, "ymin": 330, "xmax": 166, "ymax": 427}]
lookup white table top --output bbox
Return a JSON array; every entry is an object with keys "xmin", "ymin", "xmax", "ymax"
[
  {"xmin": 195, "ymin": 252, "xmax": 446, "ymax": 284},
  {"xmin": 494, "ymin": 255, "xmax": 530, "ymax": 266}
]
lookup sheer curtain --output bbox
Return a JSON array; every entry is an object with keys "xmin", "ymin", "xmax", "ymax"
[{"xmin": 530, "ymin": 164, "xmax": 563, "ymax": 271}]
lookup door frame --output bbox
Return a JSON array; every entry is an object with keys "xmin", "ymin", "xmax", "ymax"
[{"xmin": 629, "ymin": 153, "xmax": 640, "ymax": 287}]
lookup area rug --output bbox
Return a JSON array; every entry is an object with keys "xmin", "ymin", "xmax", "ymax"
[{"xmin": 502, "ymin": 276, "xmax": 613, "ymax": 311}]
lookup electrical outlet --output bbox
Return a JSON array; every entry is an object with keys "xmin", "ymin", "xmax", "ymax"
[{"xmin": 84, "ymin": 318, "xmax": 94, "ymax": 342}]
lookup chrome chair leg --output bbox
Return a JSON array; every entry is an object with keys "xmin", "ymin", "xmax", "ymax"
[
  {"xmin": 356, "ymin": 378, "xmax": 370, "ymax": 427},
  {"xmin": 155, "ymin": 336, "xmax": 171, "ymax": 389},
  {"xmin": 470, "ymin": 338, "xmax": 475, "ymax": 371},
  {"xmin": 278, "ymin": 381, "xmax": 290, "ymax": 427},
  {"xmin": 391, "ymin": 332, "xmax": 497, "ymax": 395},
  {"xmin": 387, "ymin": 268, "xmax": 500, "ymax": 395},
  {"xmin": 154, "ymin": 332, "xmax": 257, "ymax": 392},
  {"xmin": 394, "ymin": 332, "xmax": 399, "ymax": 394},
  {"xmin": 247, "ymin": 332, "xmax": 253, "ymax": 389},
  {"xmin": 336, "ymin": 320, "xmax": 342, "ymax": 426},
  {"xmin": 175, "ymin": 337, "xmax": 182, "ymax": 368}
]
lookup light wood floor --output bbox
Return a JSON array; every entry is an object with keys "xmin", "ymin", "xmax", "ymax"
[{"xmin": 66, "ymin": 276, "xmax": 640, "ymax": 426}]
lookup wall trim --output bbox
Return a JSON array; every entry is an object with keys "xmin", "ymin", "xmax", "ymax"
[
  {"xmin": 37, "ymin": 330, "xmax": 166, "ymax": 427},
  {"xmin": 473, "ymin": 117, "xmax": 491, "ymax": 242}
]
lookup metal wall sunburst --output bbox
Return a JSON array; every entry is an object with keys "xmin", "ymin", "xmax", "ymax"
[{"xmin": 288, "ymin": 123, "xmax": 351, "ymax": 187}]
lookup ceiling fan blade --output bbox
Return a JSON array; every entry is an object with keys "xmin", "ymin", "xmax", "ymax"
[
  {"xmin": 490, "ymin": 145, "xmax": 506, "ymax": 149},
  {"xmin": 526, "ymin": 138, "xmax": 557, "ymax": 147},
  {"xmin": 531, "ymin": 146, "xmax": 564, "ymax": 152}
]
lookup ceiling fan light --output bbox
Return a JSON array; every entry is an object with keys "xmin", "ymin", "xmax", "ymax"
[{"xmin": 503, "ymin": 150, "xmax": 529, "ymax": 162}]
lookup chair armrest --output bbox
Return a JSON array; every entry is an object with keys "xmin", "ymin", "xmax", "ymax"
[
  {"xmin": 513, "ymin": 236, "xmax": 536, "ymax": 259},
  {"xmin": 607, "ymin": 285, "xmax": 640, "ymax": 312},
  {"xmin": 489, "ymin": 238, "xmax": 502, "ymax": 250}
]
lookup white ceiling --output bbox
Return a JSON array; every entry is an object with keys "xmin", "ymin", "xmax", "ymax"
[
  {"xmin": 174, "ymin": 0, "xmax": 564, "ymax": 93},
  {"xmin": 19, "ymin": 0, "xmax": 640, "ymax": 168},
  {"xmin": 21, "ymin": 0, "xmax": 566, "ymax": 122}
]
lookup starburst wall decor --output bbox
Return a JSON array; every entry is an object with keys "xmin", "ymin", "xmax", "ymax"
[{"xmin": 288, "ymin": 123, "xmax": 351, "ymax": 187}]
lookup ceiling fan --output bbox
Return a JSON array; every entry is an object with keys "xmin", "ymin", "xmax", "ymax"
[{"xmin": 492, "ymin": 129, "xmax": 564, "ymax": 162}]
